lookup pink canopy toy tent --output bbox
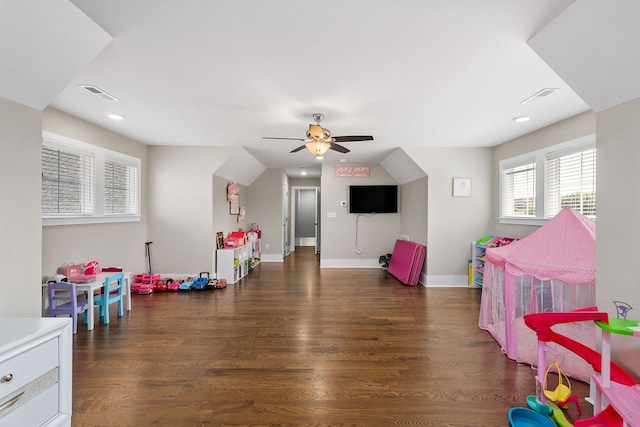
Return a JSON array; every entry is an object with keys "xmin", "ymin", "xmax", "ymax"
[{"xmin": 478, "ymin": 207, "xmax": 596, "ymax": 381}]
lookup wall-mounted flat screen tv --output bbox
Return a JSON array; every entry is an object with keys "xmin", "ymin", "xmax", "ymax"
[{"xmin": 349, "ymin": 185, "xmax": 398, "ymax": 214}]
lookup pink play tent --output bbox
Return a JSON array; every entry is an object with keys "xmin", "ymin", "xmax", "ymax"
[{"xmin": 478, "ymin": 207, "xmax": 596, "ymax": 381}]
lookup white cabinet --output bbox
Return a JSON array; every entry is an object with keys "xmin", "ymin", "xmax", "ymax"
[
  {"xmin": 216, "ymin": 244, "xmax": 249, "ymax": 284},
  {"xmin": 0, "ymin": 317, "xmax": 72, "ymax": 427}
]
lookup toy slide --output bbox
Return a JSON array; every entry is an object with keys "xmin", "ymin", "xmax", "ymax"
[
  {"xmin": 523, "ymin": 309, "xmax": 637, "ymax": 426},
  {"xmin": 524, "ymin": 309, "xmax": 636, "ymax": 387}
]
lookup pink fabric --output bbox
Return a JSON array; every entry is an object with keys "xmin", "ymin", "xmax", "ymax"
[{"xmin": 486, "ymin": 208, "xmax": 595, "ymax": 284}]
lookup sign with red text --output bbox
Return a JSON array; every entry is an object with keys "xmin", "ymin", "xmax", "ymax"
[{"xmin": 334, "ymin": 166, "xmax": 370, "ymax": 178}]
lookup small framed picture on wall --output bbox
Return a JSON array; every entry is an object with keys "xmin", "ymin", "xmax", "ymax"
[
  {"xmin": 230, "ymin": 197, "xmax": 240, "ymax": 215},
  {"xmin": 452, "ymin": 177, "xmax": 471, "ymax": 197}
]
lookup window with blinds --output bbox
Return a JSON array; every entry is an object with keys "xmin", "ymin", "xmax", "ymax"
[
  {"xmin": 105, "ymin": 158, "xmax": 138, "ymax": 215},
  {"xmin": 502, "ymin": 161, "xmax": 536, "ymax": 217},
  {"xmin": 42, "ymin": 132, "xmax": 141, "ymax": 225},
  {"xmin": 546, "ymin": 147, "xmax": 596, "ymax": 218},
  {"xmin": 499, "ymin": 135, "xmax": 596, "ymax": 223},
  {"xmin": 42, "ymin": 142, "xmax": 95, "ymax": 215}
]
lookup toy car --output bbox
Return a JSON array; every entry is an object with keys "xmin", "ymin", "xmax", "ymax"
[
  {"xmin": 213, "ymin": 279, "xmax": 227, "ymax": 289},
  {"xmin": 154, "ymin": 278, "xmax": 169, "ymax": 292},
  {"xmin": 193, "ymin": 272, "xmax": 209, "ymax": 290},
  {"xmin": 179, "ymin": 278, "xmax": 194, "ymax": 291},
  {"xmin": 168, "ymin": 278, "xmax": 181, "ymax": 291},
  {"xmin": 130, "ymin": 274, "xmax": 145, "ymax": 293},
  {"xmin": 138, "ymin": 274, "xmax": 160, "ymax": 295}
]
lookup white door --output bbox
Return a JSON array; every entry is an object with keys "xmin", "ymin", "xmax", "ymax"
[
  {"xmin": 282, "ymin": 183, "xmax": 289, "ymax": 258},
  {"xmin": 315, "ymin": 187, "xmax": 321, "ymax": 254}
]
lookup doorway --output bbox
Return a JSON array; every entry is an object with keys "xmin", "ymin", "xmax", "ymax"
[{"xmin": 291, "ymin": 186, "xmax": 320, "ymax": 254}]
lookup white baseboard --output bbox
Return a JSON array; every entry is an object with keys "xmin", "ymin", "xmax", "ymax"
[
  {"xmin": 424, "ymin": 275, "xmax": 469, "ymax": 287},
  {"xmin": 320, "ymin": 258, "xmax": 381, "ymax": 268},
  {"xmin": 260, "ymin": 254, "xmax": 284, "ymax": 262},
  {"xmin": 156, "ymin": 273, "xmax": 199, "ymax": 280}
]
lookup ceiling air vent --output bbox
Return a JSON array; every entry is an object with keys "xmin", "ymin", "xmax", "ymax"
[
  {"xmin": 78, "ymin": 85, "xmax": 119, "ymax": 101},
  {"xmin": 520, "ymin": 88, "xmax": 559, "ymax": 105}
]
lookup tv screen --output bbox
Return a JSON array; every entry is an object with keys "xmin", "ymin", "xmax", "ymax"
[{"xmin": 349, "ymin": 185, "xmax": 398, "ymax": 214}]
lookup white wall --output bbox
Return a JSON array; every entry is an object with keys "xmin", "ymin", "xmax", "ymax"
[
  {"xmin": 41, "ymin": 108, "xmax": 149, "ymax": 278},
  {"xmin": 0, "ymin": 97, "xmax": 43, "ymax": 316},
  {"xmin": 147, "ymin": 145, "xmax": 237, "ymax": 274},
  {"xmin": 404, "ymin": 147, "xmax": 493, "ymax": 286},
  {"xmin": 400, "ymin": 176, "xmax": 428, "ymax": 246},
  {"xmin": 246, "ymin": 169, "xmax": 287, "ymax": 261},
  {"xmin": 595, "ymin": 97, "xmax": 640, "ymax": 379},
  {"xmin": 320, "ymin": 163, "xmax": 401, "ymax": 267}
]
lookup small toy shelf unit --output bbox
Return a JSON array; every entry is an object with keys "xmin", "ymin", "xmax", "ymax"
[
  {"xmin": 215, "ymin": 231, "xmax": 261, "ymax": 284},
  {"xmin": 471, "ymin": 235, "xmax": 516, "ymax": 287}
]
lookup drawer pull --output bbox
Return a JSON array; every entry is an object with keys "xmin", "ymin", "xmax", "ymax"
[
  {"xmin": 0, "ymin": 392, "xmax": 24, "ymax": 413},
  {"xmin": 1, "ymin": 373, "xmax": 13, "ymax": 383}
]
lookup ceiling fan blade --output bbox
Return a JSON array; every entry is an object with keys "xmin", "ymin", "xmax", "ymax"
[
  {"xmin": 263, "ymin": 137, "xmax": 307, "ymax": 141},
  {"xmin": 290, "ymin": 145, "xmax": 307, "ymax": 153},
  {"xmin": 333, "ymin": 135, "xmax": 374, "ymax": 142},
  {"xmin": 329, "ymin": 142, "xmax": 350, "ymax": 154}
]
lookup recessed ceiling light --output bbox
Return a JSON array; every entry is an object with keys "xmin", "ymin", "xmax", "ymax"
[
  {"xmin": 107, "ymin": 113, "xmax": 125, "ymax": 121},
  {"xmin": 512, "ymin": 116, "xmax": 530, "ymax": 123}
]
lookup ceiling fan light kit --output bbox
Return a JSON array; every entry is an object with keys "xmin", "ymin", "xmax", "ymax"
[
  {"xmin": 263, "ymin": 113, "xmax": 374, "ymax": 158},
  {"xmin": 305, "ymin": 140, "xmax": 331, "ymax": 157}
]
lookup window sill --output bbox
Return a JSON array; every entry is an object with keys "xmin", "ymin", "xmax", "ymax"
[
  {"xmin": 498, "ymin": 217, "xmax": 549, "ymax": 226},
  {"xmin": 43, "ymin": 215, "xmax": 141, "ymax": 227}
]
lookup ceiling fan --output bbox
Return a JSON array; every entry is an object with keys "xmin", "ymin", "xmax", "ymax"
[{"xmin": 263, "ymin": 113, "xmax": 374, "ymax": 157}]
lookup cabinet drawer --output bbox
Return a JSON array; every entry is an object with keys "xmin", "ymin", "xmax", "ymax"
[
  {"xmin": 0, "ymin": 338, "xmax": 58, "ymax": 397},
  {"xmin": 0, "ymin": 383, "xmax": 59, "ymax": 427}
]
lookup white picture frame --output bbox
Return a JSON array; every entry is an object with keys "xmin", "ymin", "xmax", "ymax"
[{"xmin": 452, "ymin": 177, "xmax": 471, "ymax": 197}]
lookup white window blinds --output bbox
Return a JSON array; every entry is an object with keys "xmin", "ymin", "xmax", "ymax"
[
  {"xmin": 105, "ymin": 158, "xmax": 138, "ymax": 215},
  {"xmin": 546, "ymin": 146, "xmax": 596, "ymax": 218},
  {"xmin": 42, "ymin": 141, "xmax": 95, "ymax": 215},
  {"xmin": 502, "ymin": 161, "xmax": 536, "ymax": 217}
]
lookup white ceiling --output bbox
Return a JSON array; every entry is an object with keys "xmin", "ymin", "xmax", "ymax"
[{"xmin": 10, "ymin": 0, "xmax": 636, "ymax": 178}]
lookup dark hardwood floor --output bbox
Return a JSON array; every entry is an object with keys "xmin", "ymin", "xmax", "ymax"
[{"xmin": 71, "ymin": 247, "xmax": 589, "ymax": 426}]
